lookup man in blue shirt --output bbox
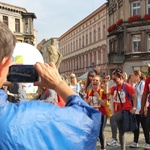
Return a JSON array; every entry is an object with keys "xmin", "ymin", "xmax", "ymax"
[{"xmin": 0, "ymin": 22, "xmax": 101, "ymax": 150}]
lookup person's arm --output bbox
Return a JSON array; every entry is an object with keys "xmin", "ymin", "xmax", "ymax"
[
  {"xmin": 104, "ymin": 80, "xmax": 111, "ymax": 97},
  {"xmin": 140, "ymin": 77, "xmax": 149, "ymax": 115},
  {"xmin": 140, "ymin": 91, "xmax": 148, "ymax": 115},
  {"xmin": 130, "ymin": 93, "xmax": 137, "ymax": 114},
  {"xmin": 34, "ymin": 62, "xmax": 76, "ymax": 102},
  {"xmin": 6, "ymin": 90, "xmax": 14, "ymax": 97}
]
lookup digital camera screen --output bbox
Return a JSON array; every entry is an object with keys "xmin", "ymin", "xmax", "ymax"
[{"xmin": 7, "ymin": 65, "xmax": 39, "ymax": 83}]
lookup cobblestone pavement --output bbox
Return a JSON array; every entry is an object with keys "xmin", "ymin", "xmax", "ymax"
[{"xmin": 97, "ymin": 119, "xmax": 147, "ymax": 150}]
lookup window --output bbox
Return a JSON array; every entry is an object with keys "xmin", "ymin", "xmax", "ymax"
[
  {"xmin": 73, "ymin": 41, "xmax": 75, "ymax": 51},
  {"xmin": 76, "ymin": 39, "xmax": 78, "ymax": 50},
  {"xmin": 109, "ymin": 39, "xmax": 117, "ymax": 53},
  {"xmin": 93, "ymin": 30, "xmax": 96, "ymax": 42},
  {"xmin": 118, "ymin": 35, "xmax": 123, "ymax": 52},
  {"xmin": 132, "ymin": 34, "xmax": 141, "ymax": 52},
  {"xmin": 147, "ymin": 33, "xmax": 150, "ymax": 51},
  {"xmin": 98, "ymin": 27, "xmax": 101, "ymax": 40},
  {"xmin": 15, "ymin": 19, "xmax": 20, "ymax": 32},
  {"xmin": 71, "ymin": 42, "xmax": 72, "ymax": 52},
  {"xmin": 86, "ymin": 34, "xmax": 88, "ymax": 45},
  {"xmin": 82, "ymin": 36, "xmax": 84, "ymax": 47},
  {"xmin": 89, "ymin": 32, "xmax": 92, "ymax": 44},
  {"xmin": 103, "ymin": 25, "xmax": 106, "ymax": 38},
  {"xmin": 113, "ymin": 40, "xmax": 117, "ymax": 53},
  {"xmin": 79, "ymin": 38, "xmax": 81, "ymax": 49},
  {"xmin": 25, "ymin": 18, "xmax": 29, "ymax": 33},
  {"xmin": 3, "ymin": 16, "xmax": 8, "ymax": 26},
  {"xmin": 68, "ymin": 44, "xmax": 70, "ymax": 53},
  {"xmin": 133, "ymin": 66, "xmax": 148, "ymax": 76},
  {"xmin": 132, "ymin": 1, "xmax": 140, "ymax": 15},
  {"xmin": 65, "ymin": 46, "xmax": 67, "ymax": 55},
  {"xmin": 147, "ymin": 0, "xmax": 150, "ymax": 14}
]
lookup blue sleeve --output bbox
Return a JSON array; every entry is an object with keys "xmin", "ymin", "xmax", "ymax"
[{"xmin": 0, "ymin": 94, "xmax": 101, "ymax": 150}]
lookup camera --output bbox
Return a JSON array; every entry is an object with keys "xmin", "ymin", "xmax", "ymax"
[{"xmin": 7, "ymin": 65, "xmax": 39, "ymax": 83}]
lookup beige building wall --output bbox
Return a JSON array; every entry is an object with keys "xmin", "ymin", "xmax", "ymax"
[
  {"xmin": 59, "ymin": 3, "xmax": 107, "ymax": 77},
  {"xmin": 0, "ymin": 2, "xmax": 37, "ymax": 45},
  {"xmin": 34, "ymin": 29, "xmax": 38, "ymax": 47}
]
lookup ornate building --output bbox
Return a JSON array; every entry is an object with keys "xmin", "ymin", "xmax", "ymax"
[
  {"xmin": 107, "ymin": 0, "xmax": 150, "ymax": 75},
  {"xmin": 58, "ymin": 3, "xmax": 107, "ymax": 77},
  {"xmin": 0, "ymin": 2, "xmax": 37, "ymax": 46}
]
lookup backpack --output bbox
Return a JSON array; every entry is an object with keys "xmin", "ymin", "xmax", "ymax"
[
  {"xmin": 87, "ymin": 89, "xmax": 112, "ymax": 118},
  {"xmin": 113, "ymin": 82, "xmax": 132, "ymax": 112}
]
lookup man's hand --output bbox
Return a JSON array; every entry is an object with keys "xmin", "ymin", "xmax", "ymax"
[
  {"xmin": 34, "ymin": 62, "xmax": 76, "ymax": 101},
  {"xmin": 34, "ymin": 62, "xmax": 62, "ymax": 90},
  {"xmin": 130, "ymin": 109, "xmax": 136, "ymax": 114},
  {"xmin": 139, "ymin": 108, "xmax": 144, "ymax": 116}
]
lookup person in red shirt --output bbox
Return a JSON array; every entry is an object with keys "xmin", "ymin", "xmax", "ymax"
[
  {"xmin": 105, "ymin": 68, "xmax": 137, "ymax": 150},
  {"xmin": 86, "ymin": 75, "xmax": 107, "ymax": 150},
  {"xmin": 140, "ymin": 76, "xmax": 150, "ymax": 137}
]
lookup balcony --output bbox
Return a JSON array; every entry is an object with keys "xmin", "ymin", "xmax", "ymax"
[
  {"xmin": 125, "ymin": 52, "xmax": 150, "ymax": 61},
  {"xmin": 108, "ymin": 52, "xmax": 125, "ymax": 64}
]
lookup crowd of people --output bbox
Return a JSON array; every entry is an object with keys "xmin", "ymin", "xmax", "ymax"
[
  {"xmin": 0, "ymin": 21, "xmax": 150, "ymax": 150},
  {"xmin": 63, "ymin": 68, "xmax": 150, "ymax": 150}
]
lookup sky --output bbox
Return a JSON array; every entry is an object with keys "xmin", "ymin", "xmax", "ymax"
[{"xmin": 1, "ymin": 0, "xmax": 107, "ymax": 43}]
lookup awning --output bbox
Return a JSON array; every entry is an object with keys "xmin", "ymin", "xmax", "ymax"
[{"xmin": 78, "ymin": 72, "xmax": 88, "ymax": 80}]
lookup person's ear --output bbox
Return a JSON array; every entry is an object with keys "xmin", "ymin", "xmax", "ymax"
[
  {"xmin": 0, "ymin": 57, "xmax": 12, "ymax": 74},
  {"xmin": 1, "ymin": 57, "xmax": 12, "ymax": 67}
]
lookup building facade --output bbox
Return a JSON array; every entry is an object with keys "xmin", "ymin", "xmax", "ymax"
[
  {"xmin": 107, "ymin": 0, "xmax": 150, "ymax": 76},
  {"xmin": 0, "ymin": 2, "xmax": 37, "ymax": 46},
  {"xmin": 59, "ymin": 4, "xmax": 107, "ymax": 77}
]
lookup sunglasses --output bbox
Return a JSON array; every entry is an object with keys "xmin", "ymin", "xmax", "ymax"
[{"xmin": 112, "ymin": 68, "xmax": 123, "ymax": 75}]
